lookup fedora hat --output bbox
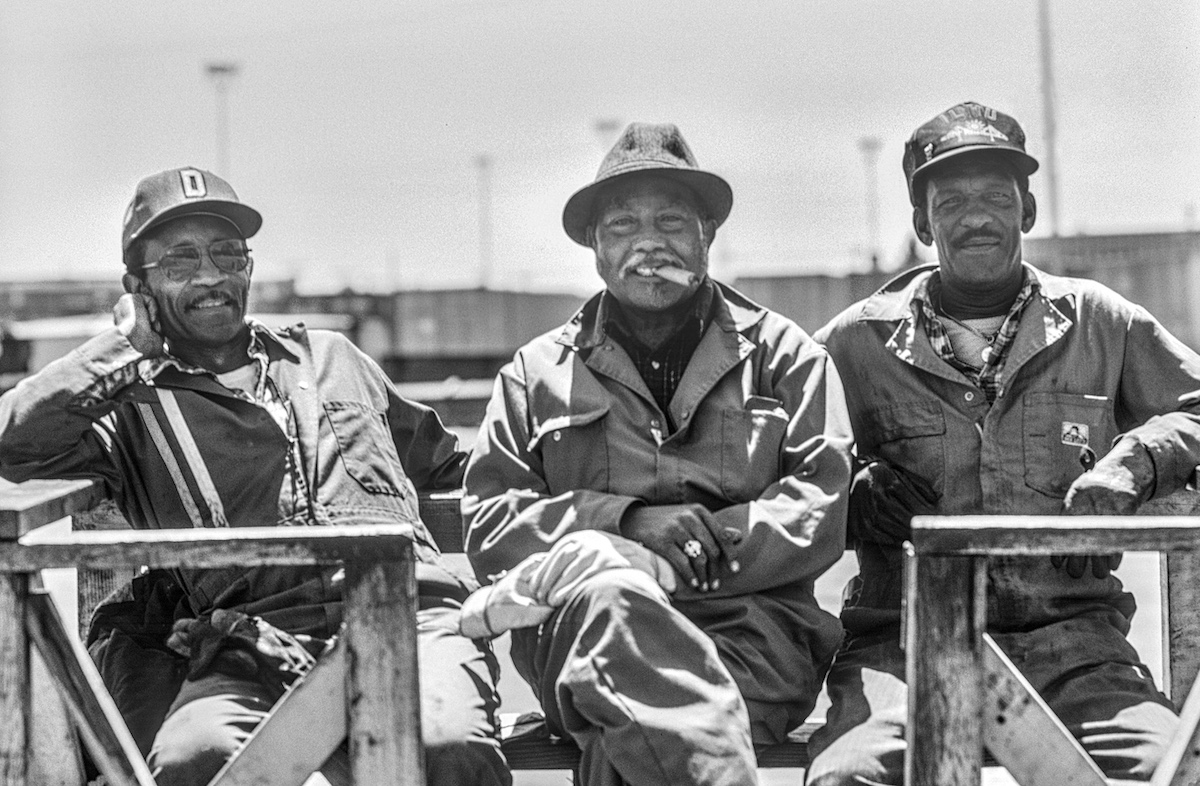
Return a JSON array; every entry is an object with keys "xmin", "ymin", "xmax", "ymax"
[{"xmin": 562, "ymin": 122, "xmax": 733, "ymax": 246}]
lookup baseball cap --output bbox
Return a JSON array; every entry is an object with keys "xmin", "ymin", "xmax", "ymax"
[
  {"xmin": 903, "ymin": 101, "xmax": 1040, "ymax": 205},
  {"xmin": 121, "ymin": 167, "xmax": 262, "ymax": 252},
  {"xmin": 562, "ymin": 122, "xmax": 733, "ymax": 246}
]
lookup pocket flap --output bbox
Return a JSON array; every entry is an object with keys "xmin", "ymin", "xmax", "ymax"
[
  {"xmin": 870, "ymin": 401, "xmax": 946, "ymax": 443},
  {"xmin": 528, "ymin": 407, "xmax": 610, "ymax": 451}
]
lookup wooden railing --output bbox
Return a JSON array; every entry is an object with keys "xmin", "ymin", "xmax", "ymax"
[
  {"xmin": 0, "ymin": 478, "xmax": 424, "ymax": 786},
  {"xmin": 8, "ymin": 477, "xmax": 1200, "ymax": 784},
  {"xmin": 908, "ymin": 507, "xmax": 1200, "ymax": 786}
]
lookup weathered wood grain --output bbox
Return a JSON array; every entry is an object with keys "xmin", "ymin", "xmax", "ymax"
[
  {"xmin": 344, "ymin": 547, "xmax": 425, "ymax": 786},
  {"xmin": 912, "ymin": 514, "xmax": 1200, "ymax": 554},
  {"xmin": 906, "ymin": 553, "xmax": 986, "ymax": 786},
  {"xmin": 982, "ymin": 634, "xmax": 1106, "ymax": 786},
  {"xmin": 24, "ymin": 592, "xmax": 153, "ymax": 786},
  {"xmin": 0, "ymin": 574, "xmax": 29, "ymax": 786}
]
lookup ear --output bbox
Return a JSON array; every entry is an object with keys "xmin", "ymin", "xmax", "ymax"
[
  {"xmin": 701, "ymin": 218, "xmax": 717, "ymax": 246},
  {"xmin": 1021, "ymin": 192, "xmax": 1037, "ymax": 234},
  {"xmin": 912, "ymin": 207, "xmax": 933, "ymax": 246},
  {"xmin": 122, "ymin": 272, "xmax": 145, "ymax": 295}
]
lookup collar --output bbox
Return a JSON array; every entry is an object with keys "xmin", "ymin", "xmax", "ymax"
[
  {"xmin": 859, "ymin": 262, "xmax": 1057, "ymax": 324},
  {"xmin": 555, "ymin": 278, "xmax": 768, "ymax": 351},
  {"xmin": 139, "ymin": 319, "xmax": 301, "ymax": 383}
]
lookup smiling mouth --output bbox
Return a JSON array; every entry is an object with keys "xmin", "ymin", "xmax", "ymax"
[{"xmin": 187, "ymin": 293, "xmax": 236, "ymax": 311}]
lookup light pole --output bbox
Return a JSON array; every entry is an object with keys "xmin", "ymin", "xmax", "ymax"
[
  {"xmin": 1037, "ymin": 0, "xmax": 1061, "ymax": 237},
  {"xmin": 205, "ymin": 62, "xmax": 239, "ymax": 177},
  {"xmin": 475, "ymin": 153, "xmax": 494, "ymax": 289},
  {"xmin": 857, "ymin": 136, "xmax": 883, "ymax": 273}
]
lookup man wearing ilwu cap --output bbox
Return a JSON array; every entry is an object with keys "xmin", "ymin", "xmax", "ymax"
[
  {"xmin": 807, "ymin": 102, "xmax": 1200, "ymax": 783},
  {"xmin": 0, "ymin": 167, "xmax": 509, "ymax": 785},
  {"xmin": 459, "ymin": 123, "xmax": 852, "ymax": 784}
]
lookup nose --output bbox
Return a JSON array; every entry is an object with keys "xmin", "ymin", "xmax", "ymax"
[{"xmin": 191, "ymin": 248, "xmax": 226, "ymax": 283}]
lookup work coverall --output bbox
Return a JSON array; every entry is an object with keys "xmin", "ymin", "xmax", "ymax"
[
  {"xmin": 464, "ymin": 281, "xmax": 852, "ymax": 785},
  {"xmin": 807, "ymin": 263, "xmax": 1200, "ymax": 784},
  {"xmin": 0, "ymin": 320, "xmax": 508, "ymax": 786}
]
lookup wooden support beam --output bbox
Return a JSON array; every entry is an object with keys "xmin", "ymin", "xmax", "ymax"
[
  {"xmin": 24, "ymin": 592, "xmax": 154, "ymax": 786},
  {"xmin": 912, "ymin": 515, "xmax": 1200, "ymax": 555},
  {"xmin": 5, "ymin": 524, "xmax": 415, "ymax": 571},
  {"xmin": 344, "ymin": 545, "xmax": 425, "ymax": 786},
  {"xmin": 0, "ymin": 478, "xmax": 104, "ymax": 540},
  {"xmin": 982, "ymin": 634, "xmax": 1106, "ymax": 786},
  {"xmin": 906, "ymin": 552, "xmax": 987, "ymax": 786},
  {"xmin": 1162, "ymin": 551, "xmax": 1200, "ymax": 704},
  {"xmin": 210, "ymin": 641, "xmax": 347, "ymax": 786},
  {"xmin": 1152, "ymin": 657, "xmax": 1200, "ymax": 786},
  {"xmin": 0, "ymin": 574, "xmax": 30, "ymax": 786}
]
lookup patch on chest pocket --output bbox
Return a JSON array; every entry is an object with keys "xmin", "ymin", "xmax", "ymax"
[{"xmin": 1060, "ymin": 421, "xmax": 1089, "ymax": 447}]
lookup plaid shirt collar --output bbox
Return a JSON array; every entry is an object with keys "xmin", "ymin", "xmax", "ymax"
[{"xmin": 911, "ymin": 270, "xmax": 1039, "ymax": 403}]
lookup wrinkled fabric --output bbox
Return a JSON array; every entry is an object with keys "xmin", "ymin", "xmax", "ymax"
[
  {"xmin": 815, "ymin": 264, "xmax": 1200, "ymax": 632},
  {"xmin": 464, "ymin": 281, "xmax": 853, "ymax": 781},
  {"xmin": 809, "ymin": 263, "xmax": 1199, "ymax": 783}
]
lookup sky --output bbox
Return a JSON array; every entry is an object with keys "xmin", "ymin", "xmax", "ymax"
[{"xmin": 0, "ymin": 0, "xmax": 1196, "ymax": 295}]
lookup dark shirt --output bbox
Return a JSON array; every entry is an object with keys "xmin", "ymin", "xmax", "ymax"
[{"xmin": 605, "ymin": 279, "xmax": 715, "ymax": 429}]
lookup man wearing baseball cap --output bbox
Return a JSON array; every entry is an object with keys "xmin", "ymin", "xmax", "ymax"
[
  {"xmin": 0, "ymin": 167, "xmax": 509, "ymax": 785},
  {"xmin": 807, "ymin": 101, "xmax": 1199, "ymax": 783},
  {"xmin": 460, "ymin": 122, "xmax": 852, "ymax": 784}
]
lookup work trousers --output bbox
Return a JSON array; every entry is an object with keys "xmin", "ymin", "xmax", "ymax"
[
  {"xmin": 148, "ymin": 607, "xmax": 511, "ymax": 786},
  {"xmin": 509, "ymin": 568, "xmax": 759, "ymax": 786},
  {"xmin": 805, "ymin": 613, "xmax": 1179, "ymax": 785}
]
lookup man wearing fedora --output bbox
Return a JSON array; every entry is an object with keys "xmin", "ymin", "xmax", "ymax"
[
  {"xmin": 0, "ymin": 168, "xmax": 509, "ymax": 785},
  {"xmin": 461, "ymin": 122, "xmax": 852, "ymax": 784},
  {"xmin": 806, "ymin": 101, "xmax": 1200, "ymax": 783}
]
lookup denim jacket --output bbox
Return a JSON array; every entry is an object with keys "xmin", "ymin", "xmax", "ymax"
[
  {"xmin": 815, "ymin": 263, "xmax": 1200, "ymax": 633},
  {"xmin": 0, "ymin": 321, "xmax": 468, "ymax": 636}
]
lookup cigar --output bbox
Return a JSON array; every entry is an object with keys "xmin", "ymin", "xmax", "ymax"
[{"xmin": 650, "ymin": 266, "xmax": 696, "ymax": 286}]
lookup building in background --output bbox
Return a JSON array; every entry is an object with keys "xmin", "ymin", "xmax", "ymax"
[{"xmin": 4, "ymin": 231, "xmax": 1198, "ymax": 424}]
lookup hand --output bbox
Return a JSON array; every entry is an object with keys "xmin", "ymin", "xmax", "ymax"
[
  {"xmin": 1050, "ymin": 553, "xmax": 1123, "ymax": 579},
  {"xmin": 1062, "ymin": 442, "xmax": 1154, "ymax": 516},
  {"xmin": 113, "ymin": 292, "xmax": 165, "ymax": 357},
  {"xmin": 529, "ymin": 530, "xmax": 677, "ymax": 605},
  {"xmin": 619, "ymin": 503, "xmax": 742, "ymax": 592},
  {"xmin": 847, "ymin": 457, "xmax": 939, "ymax": 546}
]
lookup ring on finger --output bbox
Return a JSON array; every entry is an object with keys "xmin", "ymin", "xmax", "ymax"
[{"xmin": 682, "ymin": 539, "xmax": 703, "ymax": 559}]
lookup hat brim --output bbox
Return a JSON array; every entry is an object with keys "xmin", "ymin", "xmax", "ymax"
[
  {"xmin": 908, "ymin": 145, "xmax": 1040, "ymax": 202},
  {"xmin": 125, "ymin": 199, "xmax": 263, "ymax": 248},
  {"xmin": 562, "ymin": 167, "xmax": 733, "ymax": 246}
]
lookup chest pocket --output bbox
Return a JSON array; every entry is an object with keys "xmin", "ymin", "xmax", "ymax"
[
  {"xmin": 720, "ymin": 397, "xmax": 789, "ymax": 502},
  {"xmin": 1022, "ymin": 392, "xmax": 1116, "ymax": 497},
  {"xmin": 323, "ymin": 401, "xmax": 407, "ymax": 497},
  {"xmin": 862, "ymin": 400, "xmax": 946, "ymax": 496},
  {"xmin": 529, "ymin": 407, "xmax": 610, "ymax": 495}
]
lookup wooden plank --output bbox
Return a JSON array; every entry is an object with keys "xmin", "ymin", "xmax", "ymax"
[
  {"xmin": 344, "ymin": 545, "xmax": 425, "ymax": 786},
  {"xmin": 210, "ymin": 640, "xmax": 347, "ymax": 786},
  {"xmin": 1162, "ymin": 551, "xmax": 1200, "ymax": 704},
  {"xmin": 1153, "ymin": 661, "xmax": 1200, "ymax": 786},
  {"xmin": 28, "ymin": 644, "xmax": 83, "ymax": 786},
  {"xmin": 0, "ymin": 478, "xmax": 104, "ymax": 541},
  {"xmin": 0, "ymin": 574, "xmax": 30, "ymax": 786},
  {"xmin": 906, "ymin": 553, "xmax": 986, "ymax": 786},
  {"xmin": 3, "ymin": 524, "xmax": 415, "ymax": 571},
  {"xmin": 24, "ymin": 592, "xmax": 154, "ymax": 786},
  {"xmin": 912, "ymin": 515, "xmax": 1200, "ymax": 555},
  {"xmin": 982, "ymin": 634, "xmax": 1107, "ymax": 786}
]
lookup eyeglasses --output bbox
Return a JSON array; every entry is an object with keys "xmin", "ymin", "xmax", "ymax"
[{"xmin": 142, "ymin": 239, "xmax": 252, "ymax": 282}]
